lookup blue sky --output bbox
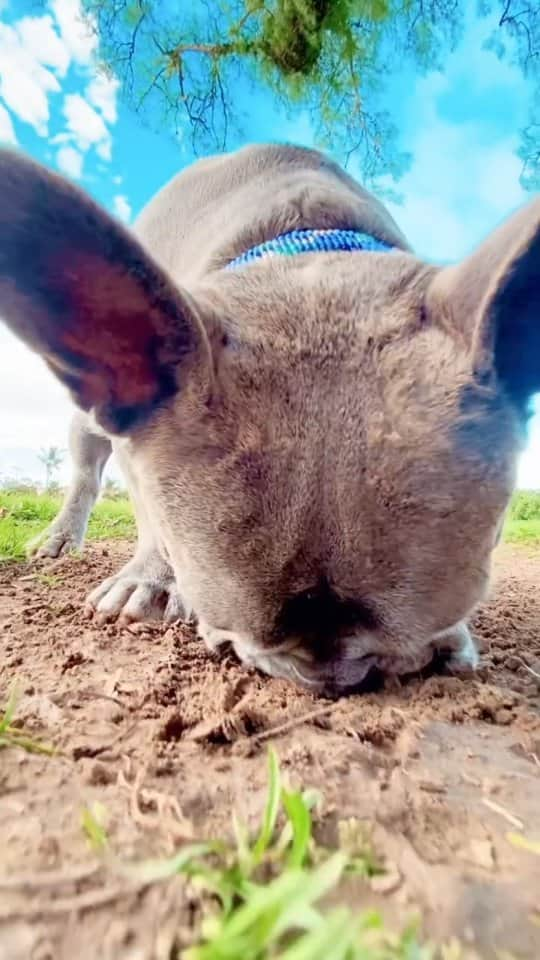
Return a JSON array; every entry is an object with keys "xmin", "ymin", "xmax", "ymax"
[{"xmin": 0, "ymin": 0, "xmax": 538, "ymax": 488}]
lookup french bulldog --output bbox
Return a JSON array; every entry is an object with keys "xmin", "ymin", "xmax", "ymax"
[{"xmin": 0, "ymin": 143, "xmax": 538, "ymax": 697}]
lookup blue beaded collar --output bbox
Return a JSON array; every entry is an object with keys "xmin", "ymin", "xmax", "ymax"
[{"xmin": 225, "ymin": 228, "xmax": 394, "ymax": 271}]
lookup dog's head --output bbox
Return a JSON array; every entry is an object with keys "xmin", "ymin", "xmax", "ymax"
[{"xmin": 1, "ymin": 149, "xmax": 538, "ymax": 696}]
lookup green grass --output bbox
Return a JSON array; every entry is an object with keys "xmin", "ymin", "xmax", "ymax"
[
  {"xmin": 0, "ymin": 685, "xmax": 55, "ymax": 755},
  {"xmin": 1, "ymin": 488, "xmax": 539, "ymax": 563},
  {"xmin": 101, "ymin": 748, "xmax": 445, "ymax": 959},
  {"xmin": 503, "ymin": 490, "xmax": 540, "ymax": 545},
  {"xmin": 0, "ymin": 489, "xmax": 136, "ymax": 562}
]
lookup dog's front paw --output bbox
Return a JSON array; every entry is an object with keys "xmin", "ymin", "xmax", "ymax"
[
  {"xmin": 85, "ymin": 554, "xmax": 185, "ymax": 624},
  {"xmin": 34, "ymin": 529, "xmax": 82, "ymax": 559}
]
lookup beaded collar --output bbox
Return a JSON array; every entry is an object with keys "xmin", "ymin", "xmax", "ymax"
[{"xmin": 225, "ymin": 228, "xmax": 394, "ymax": 270}]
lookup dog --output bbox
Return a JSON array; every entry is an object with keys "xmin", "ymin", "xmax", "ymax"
[{"xmin": 0, "ymin": 144, "xmax": 538, "ymax": 697}]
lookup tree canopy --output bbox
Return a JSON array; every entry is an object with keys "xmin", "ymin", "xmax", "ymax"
[{"xmin": 83, "ymin": 0, "xmax": 540, "ymax": 188}]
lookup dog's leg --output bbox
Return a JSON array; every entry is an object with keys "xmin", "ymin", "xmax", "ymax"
[
  {"xmin": 34, "ymin": 411, "xmax": 112, "ymax": 558},
  {"xmin": 85, "ymin": 451, "xmax": 185, "ymax": 624}
]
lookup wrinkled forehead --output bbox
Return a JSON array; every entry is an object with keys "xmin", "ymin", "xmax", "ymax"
[{"xmin": 202, "ymin": 248, "xmax": 434, "ymax": 346}]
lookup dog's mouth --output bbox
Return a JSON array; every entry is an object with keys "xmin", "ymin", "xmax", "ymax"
[
  {"xmin": 198, "ymin": 619, "xmax": 477, "ymax": 697},
  {"xmin": 226, "ymin": 640, "xmax": 382, "ymax": 698}
]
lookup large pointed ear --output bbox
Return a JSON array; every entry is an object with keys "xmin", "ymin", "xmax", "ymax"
[
  {"xmin": 425, "ymin": 196, "xmax": 540, "ymax": 413},
  {"xmin": 0, "ymin": 149, "xmax": 210, "ymax": 434}
]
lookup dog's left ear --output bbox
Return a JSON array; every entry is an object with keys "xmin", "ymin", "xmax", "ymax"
[
  {"xmin": 426, "ymin": 196, "xmax": 540, "ymax": 412},
  {"xmin": 0, "ymin": 149, "xmax": 211, "ymax": 434}
]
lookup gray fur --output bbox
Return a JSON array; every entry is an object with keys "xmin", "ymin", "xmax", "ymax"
[{"xmin": 0, "ymin": 143, "xmax": 538, "ymax": 696}]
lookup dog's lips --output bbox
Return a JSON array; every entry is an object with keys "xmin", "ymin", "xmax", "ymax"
[{"xmin": 319, "ymin": 653, "xmax": 379, "ymax": 696}]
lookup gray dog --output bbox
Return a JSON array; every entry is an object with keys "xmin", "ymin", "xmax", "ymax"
[{"xmin": 0, "ymin": 144, "xmax": 538, "ymax": 696}]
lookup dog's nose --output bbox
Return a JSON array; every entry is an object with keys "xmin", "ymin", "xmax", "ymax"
[{"xmin": 276, "ymin": 580, "xmax": 377, "ymax": 643}]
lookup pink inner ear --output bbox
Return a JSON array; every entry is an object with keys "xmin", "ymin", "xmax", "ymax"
[{"xmin": 46, "ymin": 252, "xmax": 172, "ymax": 410}]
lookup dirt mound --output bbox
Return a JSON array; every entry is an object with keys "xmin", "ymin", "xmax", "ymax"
[{"xmin": 1, "ymin": 544, "xmax": 539, "ymax": 959}]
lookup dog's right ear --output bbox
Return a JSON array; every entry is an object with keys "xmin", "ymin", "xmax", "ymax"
[
  {"xmin": 426, "ymin": 195, "xmax": 540, "ymax": 415},
  {"xmin": 0, "ymin": 149, "xmax": 211, "ymax": 434}
]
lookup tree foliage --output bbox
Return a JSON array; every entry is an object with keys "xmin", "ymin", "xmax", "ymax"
[
  {"xmin": 38, "ymin": 446, "xmax": 65, "ymax": 489},
  {"xmin": 83, "ymin": 0, "xmax": 540, "ymax": 187}
]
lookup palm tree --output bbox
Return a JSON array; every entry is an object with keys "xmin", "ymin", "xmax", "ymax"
[{"xmin": 38, "ymin": 446, "xmax": 65, "ymax": 490}]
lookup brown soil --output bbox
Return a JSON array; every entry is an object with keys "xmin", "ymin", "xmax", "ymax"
[{"xmin": 1, "ymin": 543, "xmax": 539, "ymax": 960}]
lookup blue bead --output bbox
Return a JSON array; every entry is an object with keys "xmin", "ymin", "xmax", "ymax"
[{"xmin": 225, "ymin": 228, "xmax": 393, "ymax": 270}]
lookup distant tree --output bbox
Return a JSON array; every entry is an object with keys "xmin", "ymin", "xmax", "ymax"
[
  {"xmin": 83, "ymin": 0, "xmax": 539, "ymax": 187},
  {"xmin": 102, "ymin": 476, "xmax": 125, "ymax": 500},
  {"xmin": 480, "ymin": 0, "xmax": 540, "ymax": 190},
  {"xmin": 38, "ymin": 447, "xmax": 65, "ymax": 490}
]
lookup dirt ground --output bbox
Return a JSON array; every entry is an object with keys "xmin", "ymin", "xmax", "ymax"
[{"xmin": 1, "ymin": 542, "xmax": 539, "ymax": 960}]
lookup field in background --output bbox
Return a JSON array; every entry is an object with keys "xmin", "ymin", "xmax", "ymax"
[
  {"xmin": 0, "ymin": 488, "xmax": 135, "ymax": 562},
  {"xmin": 1, "ymin": 486, "xmax": 539, "ymax": 562}
]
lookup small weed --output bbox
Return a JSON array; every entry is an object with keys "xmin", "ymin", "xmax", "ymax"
[
  {"xmin": 507, "ymin": 832, "xmax": 540, "ymax": 856},
  {"xmin": 81, "ymin": 802, "xmax": 110, "ymax": 852},
  {"xmin": 35, "ymin": 572, "xmax": 63, "ymax": 587},
  {"xmin": 112, "ymin": 748, "xmax": 449, "ymax": 959},
  {"xmin": 0, "ymin": 685, "xmax": 55, "ymax": 756}
]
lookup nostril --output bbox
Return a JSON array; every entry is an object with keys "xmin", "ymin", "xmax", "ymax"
[{"xmin": 276, "ymin": 580, "xmax": 377, "ymax": 641}]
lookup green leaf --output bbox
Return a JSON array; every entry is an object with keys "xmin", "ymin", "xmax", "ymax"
[
  {"xmin": 507, "ymin": 832, "xmax": 540, "ymax": 856},
  {"xmin": 275, "ymin": 908, "xmax": 356, "ymax": 960},
  {"xmin": 281, "ymin": 788, "xmax": 312, "ymax": 867},
  {"xmin": 0, "ymin": 684, "xmax": 19, "ymax": 732},
  {"xmin": 116, "ymin": 841, "xmax": 223, "ymax": 882},
  {"xmin": 232, "ymin": 809, "xmax": 252, "ymax": 871},
  {"xmin": 0, "ymin": 731, "xmax": 55, "ymax": 755},
  {"xmin": 252, "ymin": 746, "xmax": 281, "ymax": 862},
  {"xmin": 81, "ymin": 802, "xmax": 109, "ymax": 851},
  {"xmin": 192, "ymin": 855, "xmax": 348, "ymax": 958}
]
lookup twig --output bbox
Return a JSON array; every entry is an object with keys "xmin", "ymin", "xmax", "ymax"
[
  {"xmin": 481, "ymin": 797, "xmax": 524, "ymax": 830},
  {"xmin": 254, "ymin": 704, "xmax": 336, "ymax": 743},
  {"xmin": 514, "ymin": 658, "xmax": 540, "ymax": 681},
  {"xmin": 0, "ymin": 884, "xmax": 143, "ymax": 919},
  {"xmin": 0, "ymin": 862, "xmax": 100, "ymax": 890}
]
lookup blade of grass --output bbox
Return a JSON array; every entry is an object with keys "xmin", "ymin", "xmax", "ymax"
[
  {"xmin": 275, "ymin": 907, "xmax": 358, "ymax": 960},
  {"xmin": 81, "ymin": 803, "xmax": 109, "ymax": 852},
  {"xmin": 0, "ymin": 684, "xmax": 19, "ymax": 733},
  {"xmin": 281, "ymin": 788, "xmax": 312, "ymax": 867},
  {"xmin": 187, "ymin": 869, "xmax": 324, "ymax": 960},
  {"xmin": 507, "ymin": 832, "xmax": 540, "ymax": 856},
  {"xmin": 251, "ymin": 746, "xmax": 281, "ymax": 863},
  {"xmin": 115, "ymin": 842, "xmax": 224, "ymax": 883},
  {"xmin": 0, "ymin": 731, "xmax": 55, "ymax": 755}
]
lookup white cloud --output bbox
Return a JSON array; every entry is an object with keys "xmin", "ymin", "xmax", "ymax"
[
  {"xmin": 62, "ymin": 92, "xmax": 112, "ymax": 158},
  {"xmin": 378, "ymin": 30, "xmax": 528, "ymax": 264},
  {"xmin": 87, "ymin": 72, "xmax": 119, "ymax": 124},
  {"xmin": 0, "ymin": 0, "xmax": 127, "ymax": 478},
  {"xmin": 0, "ymin": 22, "xmax": 61, "ymax": 135},
  {"xmin": 113, "ymin": 194, "xmax": 132, "ymax": 222},
  {"xmin": 385, "ymin": 114, "xmax": 527, "ymax": 262},
  {"xmin": 0, "ymin": 102, "xmax": 17, "ymax": 143},
  {"xmin": 16, "ymin": 15, "xmax": 71, "ymax": 76},
  {"xmin": 50, "ymin": 0, "xmax": 97, "ymax": 67},
  {"xmin": 0, "ymin": 1, "xmax": 118, "ymax": 171},
  {"xmin": 56, "ymin": 144, "xmax": 83, "ymax": 178},
  {"xmin": 95, "ymin": 138, "xmax": 112, "ymax": 161}
]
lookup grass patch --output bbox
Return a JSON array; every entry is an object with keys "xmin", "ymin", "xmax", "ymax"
[
  {"xmin": 109, "ymin": 749, "xmax": 455, "ymax": 959},
  {"xmin": 1, "ymin": 488, "xmax": 539, "ymax": 562},
  {"xmin": 0, "ymin": 686, "xmax": 55, "ymax": 755},
  {"xmin": 503, "ymin": 491, "xmax": 540, "ymax": 545},
  {"xmin": 503, "ymin": 517, "xmax": 540, "ymax": 546},
  {"xmin": 0, "ymin": 489, "xmax": 136, "ymax": 562}
]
